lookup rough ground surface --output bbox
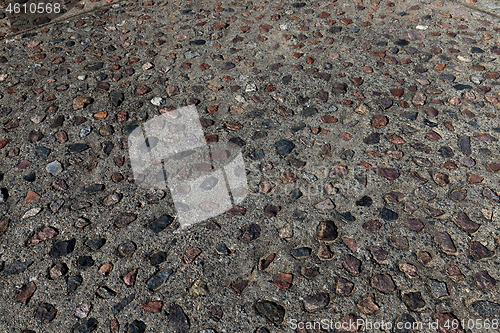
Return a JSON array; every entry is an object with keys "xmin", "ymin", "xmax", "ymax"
[{"xmin": 1, "ymin": 0, "xmax": 500, "ymax": 332}]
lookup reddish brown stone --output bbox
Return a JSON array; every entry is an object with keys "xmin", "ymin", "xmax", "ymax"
[
  {"xmin": 336, "ymin": 277, "xmax": 354, "ymax": 295},
  {"xmin": 468, "ymin": 174, "xmax": 483, "ymax": 183},
  {"xmin": 259, "ymin": 24, "xmax": 273, "ymax": 33},
  {"xmin": 317, "ymin": 245, "xmax": 334, "ymax": 260},
  {"xmin": 371, "ymin": 115, "xmax": 388, "ymax": 127},
  {"xmin": 29, "ymin": 227, "xmax": 58, "ymax": 245},
  {"xmin": 123, "ymin": 269, "xmax": 138, "ymax": 286},
  {"xmin": 213, "ymin": 22, "xmax": 228, "ymax": 30},
  {"xmin": 23, "ymin": 190, "xmax": 40, "ymax": 203},
  {"xmin": 0, "ymin": 218, "xmax": 9, "ymax": 237},
  {"xmin": 377, "ymin": 168, "xmax": 399, "ymax": 180},
  {"xmin": 135, "ymin": 85, "xmax": 151, "ymax": 95},
  {"xmin": 357, "ymin": 294, "xmax": 379, "ymax": 314},
  {"xmin": 231, "ymin": 279, "xmax": 249, "ymax": 293},
  {"xmin": 371, "ymin": 274, "xmax": 395, "ymax": 293},
  {"xmin": 142, "ymin": 301, "xmax": 163, "ymax": 313},
  {"xmin": 452, "ymin": 212, "xmax": 479, "ymax": 233},
  {"xmin": 98, "ymin": 263, "xmax": 113, "ymax": 276},
  {"xmin": 445, "ymin": 265, "xmax": 464, "ymax": 282},
  {"xmin": 0, "ymin": 139, "xmax": 11, "ymax": 150},
  {"xmin": 343, "ymin": 254, "xmax": 361, "ymax": 275},
  {"xmin": 470, "ymin": 241, "xmax": 494, "ymax": 260},
  {"xmin": 417, "ymin": 251, "xmax": 432, "ymax": 266},
  {"xmin": 362, "ymin": 220, "xmax": 381, "ymax": 231},
  {"xmin": 184, "ymin": 248, "xmax": 202, "ymax": 264},
  {"xmin": 15, "ymin": 282, "xmax": 36, "ymax": 304},
  {"xmin": 435, "ymin": 232, "xmax": 457, "ymax": 255},
  {"xmin": 226, "ymin": 205, "xmax": 246, "ymax": 216},
  {"xmin": 390, "ymin": 236, "xmax": 409, "ymax": 250},
  {"xmin": 110, "ymin": 318, "xmax": 119, "ymax": 333},
  {"xmin": 475, "ymin": 270, "xmax": 496, "ymax": 290},
  {"xmin": 434, "ymin": 313, "xmax": 465, "ymax": 333},
  {"xmin": 259, "ymin": 253, "xmax": 275, "ymax": 271},
  {"xmin": 274, "ymin": 273, "xmax": 293, "ymax": 289},
  {"xmin": 390, "ymin": 88, "xmax": 404, "ymax": 97},
  {"xmin": 386, "ymin": 134, "xmax": 405, "ymax": 144},
  {"xmin": 486, "ymin": 163, "xmax": 500, "ymax": 172},
  {"xmin": 433, "ymin": 173, "xmax": 450, "ymax": 186},
  {"xmin": 406, "ymin": 218, "xmax": 424, "ymax": 232}
]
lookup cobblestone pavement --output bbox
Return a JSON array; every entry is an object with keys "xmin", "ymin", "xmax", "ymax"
[{"xmin": 1, "ymin": 0, "xmax": 500, "ymax": 332}]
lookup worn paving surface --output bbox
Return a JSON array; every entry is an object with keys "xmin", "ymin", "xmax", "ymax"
[{"xmin": 1, "ymin": 0, "xmax": 500, "ymax": 332}]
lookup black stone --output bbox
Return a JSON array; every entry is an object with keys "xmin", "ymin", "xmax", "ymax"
[
  {"xmin": 34, "ymin": 303, "xmax": 57, "ymax": 323},
  {"xmin": 291, "ymin": 247, "xmax": 312, "ymax": 258},
  {"xmin": 381, "ymin": 207, "xmax": 398, "ymax": 220},
  {"xmin": 439, "ymin": 146, "xmax": 454, "ymax": 158},
  {"xmin": 216, "ymin": 243, "xmax": 230, "ymax": 255},
  {"xmin": 67, "ymin": 275, "xmax": 83, "ymax": 294},
  {"xmin": 148, "ymin": 215, "xmax": 174, "ymax": 233},
  {"xmin": 86, "ymin": 238, "xmax": 106, "ymax": 250},
  {"xmin": 50, "ymin": 238, "xmax": 76, "ymax": 257},
  {"xmin": 168, "ymin": 304, "xmax": 189, "ymax": 333},
  {"xmin": 220, "ymin": 62, "xmax": 235, "ymax": 70},
  {"xmin": 255, "ymin": 300, "xmax": 285, "ymax": 325},
  {"xmin": 0, "ymin": 188, "xmax": 8, "ymax": 202},
  {"xmin": 24, "ymin": 172, "xmax": 36, "ymax": 182},
  {"xmin": 102, "ymin": 141, "xmax": 114, "ymax": 155},
  {"xmin": 340, "ymin": 149, "xmax": 355, "ymax": 160},
  {"xmin": 51, "ymin": 115, "xmax": 64, "ymax": 128},
  {"xmin": 251, "ymin": 149, "xmax": 265, "ymax": 159},
  {"xmin": 75, "ymin": 318, "xmax": 98, "ymax": 333},
  {"xmin": 394, "ymin": 314, "xmax": 417, "ymax": 333},
  {"xmin": 146, "ymin": 269, "xmax": 173, "ymax": 290},
  {"xmin": 395, "ymin": 39, "xmax": 409, "ymax": 46},
  {"xmin": 0, "ymin": 261, "xmax": 33, "ymax": 276},
  {"xmin": 356, "ymin": 196, "xmax": 372, "ymax": 207},
  {"xmin": 364, "ymin": 132, "xmax": 380, "ymax": 144},
  {"xmin": 339, "ymin": 212, "xmax": 356, "ymax": 222},
  {"xmin": 112, "ymin": 294, "xmax": 135, "ymax": 315},
  {"xmin": 276, "ymin": 140, "xmax": 295, "ymax": 155},
  {"xmin": 190, "ymin": 39, "xmax": 206, "ymax": 45},
  {"xmin": 96, "ymin": 286, "xmax": 117, "ymax": 299},
  {"xmin": 453, "ymin": 84, "xmax": 472, "ymax": 90},
  {"xmin": 35, "ymin": 146, "xmax": 51, "ymax": 157},
  {"xmin": 238, "ymin": 223, "xmax": 261, "ymax": 242},
  {"xmin": 471, "ymin": 47, "xmax": 484, "ymax": 53},
  {"xmin": 303, "ymin": 107, "xmax": 318, "ymax": 116},
  {"xmin": 85, "ymin": 62, "xmax": 104, "ymax": 71},
  {"xmin": 402, "ymin": 112, "xmax": 418, "ymax": 120},
  {"xmin": 123, "ymin": 124, "xmax": 139, "ymax": 134},
  {"xmin": 171, "ymin": 150, "xmax": 195, "ymax": 160},
  {"xmin": 110, "ymin": 91, "xmax": 124, "ymax": 107},
  {"xmin": 229, "ymin": 137, "xmax": 246, "ymax": 147},
  {"xmin": 402, "ymin": 292, "xmax": 426, "ymax": 311},
  {"xmin": 84, "ymin": 184, "xmax": 104, "ymax": 193},
  {"xmin": 68, "ymin": 144, "xmax": 90, "ymax": 153},
  {"xmin": 290, "ymin": 188, "xmax": 303, "ymax": 200},
  {"xmin": 77, "ymin": 256, "xmax": 95, "ymax": 268},
  {"xmin": 150, "ymin": 252, "xmax": 168, "ymax": 265},
  {"xmin": 291, "ymin": 122, "xmax": 306, "ymax": 132},
  {"xmin": 470, "ymin": 300, "xmax": 500, "ymax": 320},
  {"xmin": 379, "ymin": 98, "xmax": 393, "ymax": 109},
  {"xmin": 127, "ymin": 320, "xmax": 146, "ymax": 333},
  {"xmin": 440, "ymin": 74, "xmax": 456, "ymax": 82}
]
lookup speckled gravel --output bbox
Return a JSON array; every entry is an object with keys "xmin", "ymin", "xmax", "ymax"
[{"xmin": 1, "ymin": 0, "xmax": 500, "ymax": 332}]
